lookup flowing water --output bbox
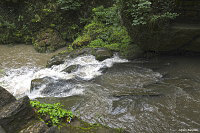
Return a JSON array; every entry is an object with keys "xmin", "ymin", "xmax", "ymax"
[{"xmin": 0, "ymin": 45, "xmax": 200, "ymax": 132}]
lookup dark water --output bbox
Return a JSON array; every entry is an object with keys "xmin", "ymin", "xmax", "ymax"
[
  {"xmin": 0, "ymin": 45, "xmax": 200, "ymax": 132},
  {"xmin": 39, "ymin": 56, "xmax": 200, "ymax": 132}
]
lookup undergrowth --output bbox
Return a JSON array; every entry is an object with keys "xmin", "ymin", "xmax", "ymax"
[{"xmin": 30, "ymin": 101, "xmax": 74, "ymax": 127}]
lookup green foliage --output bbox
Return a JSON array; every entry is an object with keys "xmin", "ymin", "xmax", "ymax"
[
  {"xmin": 57, "ymin": 0, "xmax": 82, "ymax": 11},
  {"xmin": 121, "ymin": 0, "xmax": 178, "ymax": 26},
  {"xmin": 0, "ymin": 15, "xmax": 18, "ymax": 44},
  {"xmin": 30, "ymin": 101, "xmax": 74, "ymax": 126},
  {"xmin": 89, "ymin": 39, "xmax": 107, "ymax": 48},
  {"xmin": 72, "ymin": 34, "xmax": 91, "ymax": 49},
  {"xmin": 72, "ymin": 5, "xmax": 132, "ymax": 53},
  {"xmin": 125, "ymin": 0, "xmax": 152, "ymax": 25},
  {"xmin": 92, "ymin": 5, "xmax": 120, "ymax": 26},
  {"xmin": 150, "ymin": 12, "xmax": 179, "ymax": 23}
]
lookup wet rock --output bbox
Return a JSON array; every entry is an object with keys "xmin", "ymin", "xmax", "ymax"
[
  {"xmin": 59, "ymin": 117, "xmax": 126, "ymax": 133},
  {"xmin": 33, "ymin": 28, "xmax": 66, "ymax": 53},
  {"xmin": 19, "ymin": 121, "xmax": 56, "ymax": 133},
  {"xmin": 113, "ymin": 92, "xmax": 163, "ymax": 98},
  {"xmin": 30, "ymin": 77, "xmax": 53, "ymax": 92},
  {"xmin": 0, "ymin": 86, "xmax": 16, "ymax": 108},
  {"xmin": 94, "ymin": 48, "xmax": 113, "ymax": 61},
  {"xmin": 46, "ymin": 53, "xmax": 68, "ymax": 68},
  {"xmin": 0, "ymin": 126, "xmax": 6, "ymax": 133},
  {"xmin": 47, "ymin": 48, "xmax": 114, "ymax": 67},
  {"xmin": 30, "ymin": 77, "xmax": 77, "ymax": 96},
  {"xmin": 0, "ymin": 96, "xmax": 35, "ymax": 133},
  {"xmin": 62, "ymin": 65, "xmax": 79, "ymax": 73}
]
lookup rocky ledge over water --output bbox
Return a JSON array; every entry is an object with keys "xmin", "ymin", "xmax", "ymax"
[
  {"xmin": 46, "ymin": 47, "xmax": 113, "ymax": 68},
  {"xmin": 0, "ymin": 86, "xmax": 124, "ymax": 133}
]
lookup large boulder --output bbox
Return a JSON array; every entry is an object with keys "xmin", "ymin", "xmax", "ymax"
[
  {"xmin": 0, "ymin": 86, "xmax": 16, "ymax": 108},
  {"xmin": 132, "ymin": 24, "xmax": 200, "ymax": 52},
  {"xmin": 46, "ymin": 48, "xmax": 113, "ymax": 68},
  {"xmin": 120, "ymin": 0, "xmax": 200, "ymax": 53},
  {"xmin": 19, "ymin": 121, "xmax": 59, "ymax": 133},
  {"xmin": 33, "ymin": 28, "xmax": 66, "ymax": 53},
  {"xmin": 0, "ymin": 96, "xmax": 35, "ymax": 133},
  {"xmin": 94, "ymin": 48, "xmax": 113, "ymax": 61}
]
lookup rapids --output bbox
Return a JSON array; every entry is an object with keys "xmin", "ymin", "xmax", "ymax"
[{"xmin": 0, "ymin": 45, "xmax": 200, "ymax": 132}]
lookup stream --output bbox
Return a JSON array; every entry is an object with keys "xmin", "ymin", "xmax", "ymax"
[{"xmin": 0, "ymin": 45, "xmax": 200, "ymax": 132}]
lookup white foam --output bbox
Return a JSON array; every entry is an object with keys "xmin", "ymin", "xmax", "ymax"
[{"xmin": 0, "ymin": 54, "xmax": 128, "ymax": 98}]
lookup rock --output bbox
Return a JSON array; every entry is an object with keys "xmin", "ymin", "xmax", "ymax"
[
  {"xmin": 59, "ymin": 117, "xmax": 126, "ymax": 133},
  {"xmin": 47, "ymin": 48, "xmax": 114, "ymax": 67},
  {"xmin": 30, "ymin": 77, "xmax": 77, "ymax": 96},
  {"xmin": 30, "ymin": 77, "xmax": 53, "ymax": 92},
  {"xmin": 0, "ymin": 96, "xmax": 35, "ymax": 133},
  {"xmin": 121, "ymin": 0, "xmax": 200, "ymax": 53},
  {"xmin": 62, "ymin": 65, "xmax": 79, "ymax": 73},
  {"xmin": 46, "ymin": 53, "xmax": 68, "ymax": 68},
  {"xmin": 0, "ymin": 126, "xmax": 6, "ymax": 133},
  {"xmin": 19, "ymin": 121, "xmax": 51, "ymax": 133},
  {"xmin": 94, "ymin": 48, "xmax": 113, "ymax": 61},
  {"xmin": 113, "ymin": 92, "xmax": 163, "ymax": 98},
  {"xmin": 0, "ymin": 86, "xmax": 16, "ymax": 108},
  {"xmin": 33, "ymin": 28, "xmax": 66, "ymax": 53}
]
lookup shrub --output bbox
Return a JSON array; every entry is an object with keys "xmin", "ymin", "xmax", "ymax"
[
  {"xmin": 72, "ymin": 5, "xmax": 132, "ymax": 54},
  {"xmin": 120, "ymin": 0, "xmax": 179, "ymax": 26},
  {"xmin": 30, "ymin": 101, "xmax": 74, "ymax": 126},
  {"xmin": 72, "ymin": 34, "xmax": 91, "ymax": 49}
]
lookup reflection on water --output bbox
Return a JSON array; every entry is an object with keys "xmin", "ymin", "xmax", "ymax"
[{"xmin": 0, "ymin": 45, "xmax": 200, "ymax": 132}]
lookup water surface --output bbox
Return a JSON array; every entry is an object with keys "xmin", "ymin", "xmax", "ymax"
[{"xmin": 0, "ymin": 45, "xmax": 200, "ymax": 132}]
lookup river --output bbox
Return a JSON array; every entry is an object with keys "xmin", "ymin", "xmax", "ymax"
[{"xmin": 0, "ymin": 44, "xmax": 200, "ymax": 132}]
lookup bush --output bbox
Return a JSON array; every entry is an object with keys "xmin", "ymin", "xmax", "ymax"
[
  {"xmin": 30, "ymin": 101, "xmax": 74, "ymax": 126},
  {"xmin": 72, "ymin": 34, "xmax": 91, "ymax": 49},
  {"xmin": 71, "ymin": 5, "xmax": 132, "ymax": 54},
  {"xmin": 120, "ymin": 0, "xmax": 178, "ymax": 26}
]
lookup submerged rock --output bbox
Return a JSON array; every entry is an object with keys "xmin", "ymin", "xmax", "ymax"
[
  {"xmin": 62, "ymin": 65, "xmax": 80, "ymax": 73},
  {"xmin": 113, "ymin": 92, "xmax": 163, "ymax": 98},
  {"xmin": 30, "ymin": 77, "xmax": 53, "ymax": 92},
  {"xmin": 47, "ymin": 47, "xmax": 113, "ymax": 67}
]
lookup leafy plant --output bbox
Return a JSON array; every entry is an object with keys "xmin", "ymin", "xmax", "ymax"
[
  {"xmin": 121, "ymin": 0, "xmax": 178, "ymax": 26},
  {"xmin": 30, "ymin": 101, "xmax": 74, "ymax": 126},
  {"xmin": 92, "ymin": 5, "xmax": 120, "ymax": 26},
  {"xmin": 57, "ymin": 0, "xmax": 82, "ymax": 11}
]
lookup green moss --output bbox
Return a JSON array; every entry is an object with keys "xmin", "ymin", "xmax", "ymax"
[
  {"xmin": 72, "ymin": 35, "xmax": 91, "ymax": 49},
  {"xmin": 60, "ymin": 117, "xmax": 125, "ymax": 133},
  {"xmin": 70, "ymin": 4, "xmax": 138, "ymax": 57}
]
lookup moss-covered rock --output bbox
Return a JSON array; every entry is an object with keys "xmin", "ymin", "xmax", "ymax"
[
  {"xmin": 120, "ymin": 0, "xmax": 200, "ymax": 53},
  {"xmin": 33, "ymin": 28, "xmax": 66, "ymax": 53},
  {"xmin": 94, "ymin": 48, "xmax": 113, "ymax": 61},
  {"xmin": 59, "ymin": 117, "xmax": 125, "ymax": 133}
]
